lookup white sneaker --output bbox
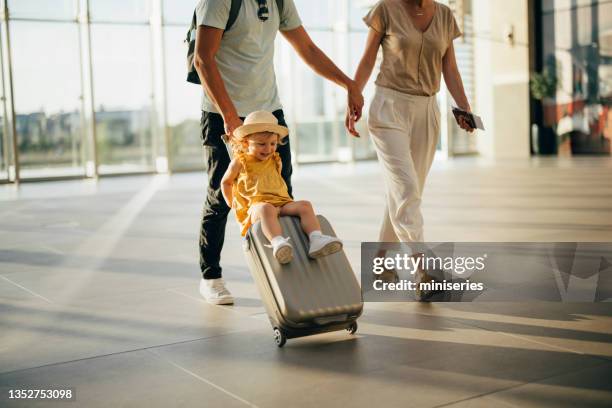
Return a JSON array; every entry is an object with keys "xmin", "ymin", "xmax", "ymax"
[
  {"xmin": 199, "ymin": 278, "xmax": 234, "ymax": 305},
  {"xmin": 308, "ymin": 234, "xmax": 343, "ymax": 259},
  {"xmin": 272, "ymin": 237, "xmax": 293, "ymax": 264}
]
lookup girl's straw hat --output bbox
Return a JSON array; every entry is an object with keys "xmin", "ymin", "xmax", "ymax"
[{"xmin": 233, "ymin": 111, "xmax": 289, "ymax": 140}]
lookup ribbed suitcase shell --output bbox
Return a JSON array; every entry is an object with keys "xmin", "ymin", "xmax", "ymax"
[{"xmin": 244, "ymin": 215, "xmax": 363, "ymax": 340}]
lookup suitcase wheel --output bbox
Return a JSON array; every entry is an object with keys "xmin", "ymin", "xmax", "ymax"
[
  {"xmin": 273, "ymin": 327, "xmax": 287, "ymax": 347},
  {"xmin": 346, "ymin": 322, "xmax": 358, "ymax": 335}
]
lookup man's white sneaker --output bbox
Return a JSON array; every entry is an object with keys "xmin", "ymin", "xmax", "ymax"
[
  {"xmin": 199, "ymin": 278, "xmax": 234, "ymax": 305},
  {"xmin": 308, "ymin": 235, "xmax": 343, "ymax": 259},
  {"xmin": 272, "ymin": 237, "xmax": 293, "ymax": 264}
]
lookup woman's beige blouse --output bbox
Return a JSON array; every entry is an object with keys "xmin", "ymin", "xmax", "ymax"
[{"xmin": 364, "ymin": 0, "xmax": 461, "ymax": 96}]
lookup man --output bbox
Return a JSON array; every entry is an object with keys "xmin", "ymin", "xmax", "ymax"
[{"xmin": 195, "ymin": 0, "xmax": 363, "ymax": 304}]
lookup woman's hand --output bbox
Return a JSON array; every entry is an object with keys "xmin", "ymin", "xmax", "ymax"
[
  {"xmin": 345, "ymin": 108, "xmax": 360, "ymax": 138},
  {"xmin": 344, "ymin": 80, "xmax": 363, "ymax": 138},
  {"xmin": 456, "ymin": 105, "xmax": 475, "ymax": 133},
  {"xmin": 347, "ymin": 80, "xmax": 364, "ymax": 123},
  {"xmin": 457, "ymin": 117, "xmax": 474, "ymax": 133},
  {"xmin": 344, "ymin": 28, "xmax": 383, "ymax": 138}
]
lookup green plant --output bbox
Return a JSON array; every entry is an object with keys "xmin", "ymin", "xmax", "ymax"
[{"xmin": 530, "ymin": 69, "xmax": 558, "ymax": 100}]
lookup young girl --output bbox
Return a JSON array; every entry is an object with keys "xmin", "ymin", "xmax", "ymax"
[{"xmin": 221, "ymin": 111, "xmax": 343, "ymax": 264}]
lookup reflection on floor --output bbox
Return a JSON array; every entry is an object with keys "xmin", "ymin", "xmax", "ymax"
[{"xmin": 1, "ymin": 157, "xmax": 611, "ymax": 407}]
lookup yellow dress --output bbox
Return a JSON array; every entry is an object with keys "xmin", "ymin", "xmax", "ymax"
[{"xmin": 233, "ymin": 152, "xmax": 293, "ymax": 236}]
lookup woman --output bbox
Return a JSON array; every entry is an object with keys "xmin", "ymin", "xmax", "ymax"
[{"xmin": 347, "ymin": 0, "xmax": 474, "ymax": 244}]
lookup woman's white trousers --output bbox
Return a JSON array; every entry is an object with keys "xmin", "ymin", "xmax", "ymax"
[{"xmin": 367, "ymin": 86, "xmax": 441, "ymax": 242}]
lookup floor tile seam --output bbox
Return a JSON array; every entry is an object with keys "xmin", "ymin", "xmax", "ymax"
[
  {"xmin": 413, "ymin": 310, "xmax": 612, "ymax": 335},
  {"xmin": 432, "ymin": 361, "xmax": 610, "ymax": 408},
  {"xmin": 51, "ymin": 285, "xmax": 206, "ymax": 305},
  {"xmin": 356, "ymin": 313, "xmax": 564, "ymax": 357},
  {"xmin": 0, "ymin": 327, "xmax": 267, "ymax": 378},
  {"xmin": 165, "ymin": 288, "xmax": 267, "ymax": 320},
  {"xmin": 1, "ymin": 284, "xmax": 264, "ymax": 319},
  {"xmin": 431, "ymin": 360, "xmax": 612, "ymax": 408},
  {"xmin": 440, "ymin": 315, "xmax": 612, "ymax": 364},
  {"xmin": 145, "ymin": 349, "xmax": 259, "ymax": 408},
  {"xmin": 0, "ymin": 281, "xmax": 203, "ymax": 306},
  {"xmin": 0, "ymin": 274, "xmax": 54, "ymax": 304},
  {"xmin": 384, "ymin": 310, "xmax": 508, "ymax": 333},
  {"xmin": 322, "ymin": 338, "xmax": 606, "ymax": 408}
]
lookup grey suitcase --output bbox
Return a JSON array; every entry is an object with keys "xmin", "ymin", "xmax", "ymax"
[{"xmin": 243, "ymin": 215, "xmax": 363, "ymax": 347}]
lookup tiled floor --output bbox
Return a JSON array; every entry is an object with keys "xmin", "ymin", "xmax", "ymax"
[{"xmin": 1, "ymin": 157, "xmax": 611, "ymax": 407}]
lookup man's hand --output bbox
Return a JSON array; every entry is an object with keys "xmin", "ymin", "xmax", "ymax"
[
  {"xmin": 195, "ymin": 26, "xmax": 242, "ymax": 138},
  {"xmin": 224, "ymin": 115, "xmax": 243, "ymax": 138},
  {"xmin": 347, "ymin": 80, "xmax": 364, "ymax": 123}
]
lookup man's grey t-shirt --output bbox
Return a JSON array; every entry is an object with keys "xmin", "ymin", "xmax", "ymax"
[{"xmin": 195, "ymin": 0, "xmax": 302, "ymax": 116}]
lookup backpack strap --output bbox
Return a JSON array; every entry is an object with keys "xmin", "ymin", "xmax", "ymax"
[
  {"xmin": 186, "ymin": 0, "xmax": 242, "ymax": 42},
  {"xmin": 186, "ymin": 11, "xmax": 196, "ymax": 43},
  {"xmin": 186, "ymin": 11, "xmax": 199, "ymax": 83},
  {"xmin": 186, "ymin": 0, "xmax": 281, "ymax": 84},
  {"xmin": 226, "ymin": 0, "xmax": 242, "ymax": 31},
  {"xmin": 275, "ymin": 0, "xmax": 284, "ymax": 23}
]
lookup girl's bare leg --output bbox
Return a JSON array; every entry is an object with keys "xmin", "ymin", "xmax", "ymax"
[
  {"xmin": 279, "ymin": 201, "xmax": 320, "ymax": 234},
  {"xmin": 251, "ymin": 203, "xmax": 293, "ymax": 264},
  {"xmin": 250, "ymin": 203, "xmax": 281, "ymax": 241},
  {"xmin": 281, "ymin": 200, "xmax": 342, "ymax": 258}
]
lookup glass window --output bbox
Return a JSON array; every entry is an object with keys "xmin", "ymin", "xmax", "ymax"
[
  {"xmin": 0, "ymin": 121, "xmax": 6, "ymax": 181},
  {"xmin": 0, "ymin": 26, "xmax": 6, "ymax": 182},
  {"xmin": 0, "ymin": 76, "xmax": 6, "ymax": 181},
  {"xmin": 295, "ymin": 0, "xmax": 333, "ymax": 29},
  {"xmin": 350, "ymin": 0, "xmax": 370, "ymax": 30},
  {"xmin": 10, "ymin": 21, "xmax": 84, "ymax": 179},
  {"xmin": 291, "ymin": 31, "xmax": 338, "ymax": 162},
  {"xmin": 89, "ymin": 0, "xmax": 150, "ymax": 23},
  {"xmin": 278, "ymin": 1, "xmax": 378, "ymax": 162},
  {"xmin": 90, "ymin": 24, "xmax": 155, "ymax": 173},
  {"xmin": 539, "ymin": 0, "xmax": 611, "ymax": 155},
  {"xmin": 7, "ymin": 0, "xmax": 76, "ymax": 20},
  {"xmin": 598, "ymin": 3, "xmax": 612, "ymax": 97},
  {"xmin": 349, "ymin": 32, "xmax": 377, "ymax": 160},
  {"xmin": 164, "ymin": 26, "xmax": 204, "ymax": 171},
  {"xmin": 163, "ymin": 0, "xmax": 196, "ymax": 26}
]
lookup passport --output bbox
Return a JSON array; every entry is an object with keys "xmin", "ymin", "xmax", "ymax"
[{"xmin": 452, "ymin": 107, "xmax": 485, "ymax": 131}]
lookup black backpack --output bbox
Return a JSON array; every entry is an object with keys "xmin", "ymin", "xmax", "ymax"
[{"xmin": 186, "ymin": 0, "xmax": 285, "ymax": 85}]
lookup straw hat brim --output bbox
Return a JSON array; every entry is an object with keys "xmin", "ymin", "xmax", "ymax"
[{"xmin": 234, "ymin": 123, "xmax": 289, "ymax": 140}]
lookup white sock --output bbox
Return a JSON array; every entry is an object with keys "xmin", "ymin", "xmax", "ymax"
[
  {"xmin": 309, "ymin": 230, "xmax": 323, "ymax": 241},
  {"xmin": 271, "ymin": 236, "xmax": 286, "ymax": 247}
]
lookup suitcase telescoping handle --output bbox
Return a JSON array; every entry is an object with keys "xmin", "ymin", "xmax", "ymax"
[
  {"xmin": 221, "ymin": 134, "xmax": 234, "ymax": 159},
  {"xmin": 243, "ymin": 233, "xmax": 252, "ymax": 252}
]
